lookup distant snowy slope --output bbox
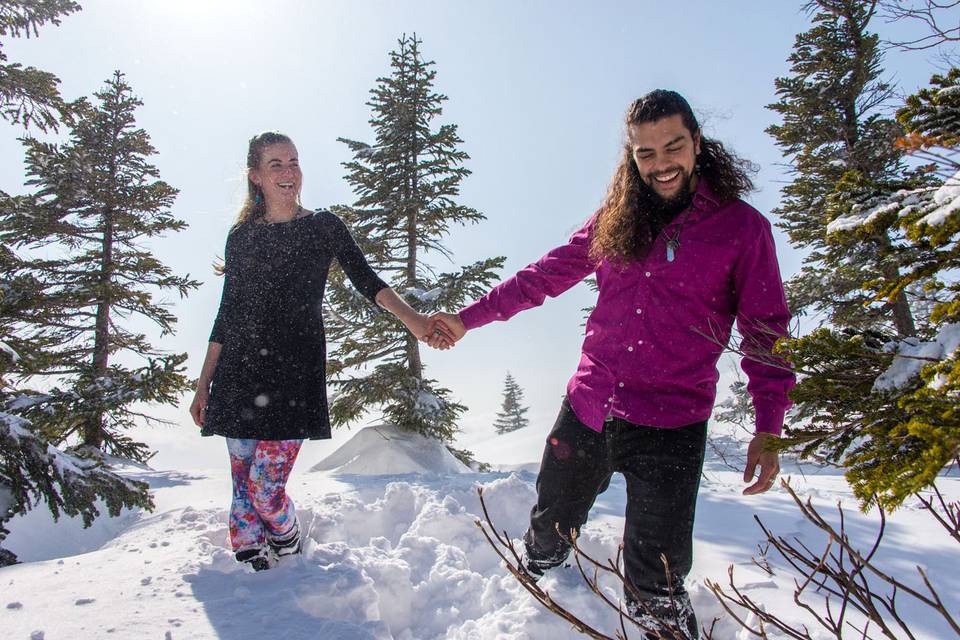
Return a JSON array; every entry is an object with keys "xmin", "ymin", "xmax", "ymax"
[{"xmin": 310, "ymin": 424, "xmax": 470, "ymax": 475}]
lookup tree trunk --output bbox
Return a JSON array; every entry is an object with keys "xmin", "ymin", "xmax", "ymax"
[
  {"xmin": 405, "ymin": 119, "xmax": 422, "ymax": 382},
  {"xmin": 84, "ymin": 206, "xmax": 113, "ymax": 449}
]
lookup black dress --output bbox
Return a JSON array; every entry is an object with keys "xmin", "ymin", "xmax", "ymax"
[{"xmin": 201, "ymin": 209, "xmax": 388, "ymax": 441}]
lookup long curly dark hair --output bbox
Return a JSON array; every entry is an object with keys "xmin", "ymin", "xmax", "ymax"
[{"xmin": 590, "ymin": 90, "xmax": 756, "ymax": 264}]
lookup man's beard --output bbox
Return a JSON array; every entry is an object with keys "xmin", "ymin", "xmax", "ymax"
[{"xmin": 637, "ymin": 167, "xmax": 695, "ymax": 234}]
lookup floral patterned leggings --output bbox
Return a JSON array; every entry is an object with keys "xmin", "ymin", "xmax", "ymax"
[{"xmin": 226, "ymin": 438, "xmax": 302, "ymax": 552}]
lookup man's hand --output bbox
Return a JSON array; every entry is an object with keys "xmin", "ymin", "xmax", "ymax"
[
  {"xmin": 405, "ymin": 312, "xmax": 455, "ymax": 350},
  {"xmin": 425, "ymin": 312, "xmax": 466, "ymax": 350},
  {"xmin": 742, "ymin": 432, "xmax": 780, "ymax": 495}
]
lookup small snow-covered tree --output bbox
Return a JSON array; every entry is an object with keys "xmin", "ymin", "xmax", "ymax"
[
  {"xmin": 0, "ymin": 71, "xmax": 199, "ymax": 462},
  {"xmin": 493, "ymin": 372, "xmax": 529, "ymax": 435},
  {"xmin": 325, "ymin": 34, "xmax": 503, "ymax": 443}
]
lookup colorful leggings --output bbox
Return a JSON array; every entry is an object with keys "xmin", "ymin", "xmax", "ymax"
[{"xmin": 226, "ymin": 438, "xmax": 302, "ymax": 552}]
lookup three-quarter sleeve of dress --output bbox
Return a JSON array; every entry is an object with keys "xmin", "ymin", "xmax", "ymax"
[
  {"xmin": 209, "ymin": 230, "xmax": 240, "ymax": 344},
  {"xmin": 323, "ymin": 212, "xmax": 390, "ymax": 303}
]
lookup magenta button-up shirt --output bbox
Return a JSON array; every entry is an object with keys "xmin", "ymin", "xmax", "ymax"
[{"xmin": 459, "ymin": 181, "xmax": 795, "ymax": 435}]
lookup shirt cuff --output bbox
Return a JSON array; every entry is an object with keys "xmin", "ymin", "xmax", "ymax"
[{"xmin": 754, "ymin": 403, "xmax": 786, "ymax": 436}]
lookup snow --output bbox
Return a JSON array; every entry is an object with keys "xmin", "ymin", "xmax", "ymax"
[
  {"xmin": 921, "ymin": 168, "xmax": 960, "ymax": 227},
  {"xmin": 0, "ymin": 340, "xmax": 20, "ymax": 362},
  {"xmin": 874, "ymin": 322, "xmax": 960, "ymax": 392},
  {"xmin": 310, "ymin": 425, "xmax": 470, "ymax": 475},
  {"xmin": 405, "ymin": 287, "xmax": 444, "ymax": 304},
  {"xmin": 1, "ymin": 425, "xmax": 958, "ymax": 639}
]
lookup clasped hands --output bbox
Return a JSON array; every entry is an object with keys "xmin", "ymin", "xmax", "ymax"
[{"xmin": 408, "ymin": 311, "xmax": 465, "ymax": 350}]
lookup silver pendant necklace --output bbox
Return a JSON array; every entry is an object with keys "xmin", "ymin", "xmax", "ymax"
[{"xmin": 660, "ymin": 207, "xmax": 693, "ymax": 263}]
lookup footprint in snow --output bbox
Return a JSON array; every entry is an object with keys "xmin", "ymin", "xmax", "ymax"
[
  {"xmin": 6, "ymin": 601, "xmax": 22, "ymax": 609},
  {"xmin": 75, "ymin": 598, "xmax": 96, "ymax": 605}
]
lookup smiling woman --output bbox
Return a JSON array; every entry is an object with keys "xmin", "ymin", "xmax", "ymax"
[{"xmin": 187, "ymin": 130, "xmax": 455, "ymax": 571}]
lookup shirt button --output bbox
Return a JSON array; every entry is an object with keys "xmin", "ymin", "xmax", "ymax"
[
  {"xmin": 645, "ymin": 271, "xmax": 651, "ymax": 277},
  {"xmin": 627, "ymin": 346, "xmax": 634, "ymax": 352},
  {"xmin": 635, "ymin": 308, "xmax": 642, "ymax": 314},
  {"xmin": 638, "ymin": 340, "xmax": 643, "ymax": 345},
  {"xmin": 618, "ymin": 382, "xmax": 625, "ymax": 388}
]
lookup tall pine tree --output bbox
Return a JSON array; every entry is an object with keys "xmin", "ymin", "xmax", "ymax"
[
  {"xmin": 767, "ymin": 0, "xmax": 919, "ymax": 337},
  {"xmin": 325, "ymin": 34, "xmax": 503, "ymax": 443},
  {"xmin": 0, "ymin": 6, "xmax": 154, "ymax": 566},
  {"xmin": 0, "ymin": 71, "xmax": 199, "ymax": 462},
  {"xmin": 765, "ymin": 2, "xmax": 959, "ymax": 508},
  {"xmin": 493, "ymin": 372, "xmax": 529, "ymax": 435}
]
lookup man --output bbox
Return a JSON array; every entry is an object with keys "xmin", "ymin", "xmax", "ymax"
[{"xmin": 430, "ymin": 90, "xmax": 794, "ymax": 638}]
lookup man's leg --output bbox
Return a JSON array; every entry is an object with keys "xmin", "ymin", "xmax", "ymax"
[
  {"xmin": 524, "ymin": 399, "xmax": 613, "ymax": 574},
  {"xmin": 614, "ymin": 420, "xmax": 707, "ymax": 638}
]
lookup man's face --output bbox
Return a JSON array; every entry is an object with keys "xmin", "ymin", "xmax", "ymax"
[{"xmin": 627, "ymin": 114, "xmax": 701, "ymax": 207}]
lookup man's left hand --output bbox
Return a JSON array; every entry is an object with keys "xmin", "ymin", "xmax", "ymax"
[{"xmin": 742, "ymin": 432, "xmax": 780, "ymax": 495}]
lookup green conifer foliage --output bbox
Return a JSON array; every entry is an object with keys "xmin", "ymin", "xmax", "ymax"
[
  {"xmin": 0, "ymin": 9, "xmax": 157, "ymax": 564},
  {"xmin": 773, "ymin": 56, "xmax": 960, "ymax": 508},
  {"xmin": 767, "ymin": 0, "xmax": 918, "ymax": 337},
  {"xmin": 0, "ymin": 0, "xmax": 79, "ymax": 132},
  {"xmin": 0, "ymin": 410, "xmax": 153, "ymax": 566},
  {"xmin": 0, "ymin": 71, "xmax": 199, "ymax": 462},
  {"xmin": 493, "ymin": 372, "xmax": 529, "ymax": 435},
  {"xmin": 326, "ymin": 34, "xmax": 503, "ymax": 443}
]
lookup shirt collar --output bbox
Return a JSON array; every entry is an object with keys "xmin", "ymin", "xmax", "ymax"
[{"xmin": 691, "ymin": 177, "xmax": 721, "ymax": 212}]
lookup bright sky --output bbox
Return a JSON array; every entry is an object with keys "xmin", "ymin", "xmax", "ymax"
[{"xmin": 0, "ymin": 1, "xmax": 943, "ymax": 467}]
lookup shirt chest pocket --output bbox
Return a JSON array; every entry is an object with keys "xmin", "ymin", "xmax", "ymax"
[{"xmin": 661, "ymin": 239, "xmax": 735, "ymax": 313}]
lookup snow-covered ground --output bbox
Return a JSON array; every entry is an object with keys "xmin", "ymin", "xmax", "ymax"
[{"xmin": 2, "ymin": 424, "xmax": 958, "ymax": 639}]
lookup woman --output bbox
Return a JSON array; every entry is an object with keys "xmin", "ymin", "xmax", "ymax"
[{"xmin": 189, "ymin": 131, "xmax": 450, "ymax": 571}]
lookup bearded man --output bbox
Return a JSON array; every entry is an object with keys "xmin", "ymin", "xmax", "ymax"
[{"xmin": 431, "ymin": 89, "xmax": 795, "ymax": 639}]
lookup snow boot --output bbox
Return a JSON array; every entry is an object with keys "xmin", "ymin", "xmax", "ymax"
[
  {"xmin": 235, "ymin": 546, "xmax": 275, "ymax": 572},
  {"xmin": 268, "ymin": 517, "xmax": 302, "ymax": 558},
  {"xmin": 626, "ymin": 593, "xmax": 699, "ymax": 639},
  {"xmin": 519, "ymin": 546, "xmax": 567, "ymax": 582}
]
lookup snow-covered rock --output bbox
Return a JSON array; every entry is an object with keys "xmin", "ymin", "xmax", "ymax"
[{"xmin": 309, "ymin": 424, "xmax": 470, "ymax": 475}]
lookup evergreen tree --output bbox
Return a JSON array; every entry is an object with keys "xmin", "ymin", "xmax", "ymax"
[
  {"xmin": 0, "ymin": 0, "xmax": 79, "ymax": 132},
  {"xmin": 325, "ymin": 34, "xmax": 503, "ymax": 443},
  {"xmin": 767, "ymin": 0, "xmax": 920, "ymax": 337},
  {"xmin": 0, "ymin": 7, "xmax": 156, "ymax": 565},
  {"xmin": 0, "ymin": 71, "xmax": 199, "ymax": 462},
  {"xmin": 493, "ymin": 372, "xmax": 529, "ymax": 435},
  {"xmin": 766, "ymin": 3, "xmax": 960, "ymax": 508}
]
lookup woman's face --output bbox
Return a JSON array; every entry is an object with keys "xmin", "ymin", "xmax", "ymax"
[{"xmin": 250, "ymin": 141, "xmax": 302, "ymax": 208}]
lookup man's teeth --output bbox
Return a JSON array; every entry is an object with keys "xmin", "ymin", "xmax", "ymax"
[{"xmin": 654, "ymin": 171, "xmax": 680, "ymax": 183}]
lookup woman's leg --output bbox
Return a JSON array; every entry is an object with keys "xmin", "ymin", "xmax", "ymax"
[
  {"xmin": 248, "ymin": 439, "xmax": 303, "ymax": 539},
  {"xmin": 226, "ymin": 438, "xmax": 265, "ymax": 552}
]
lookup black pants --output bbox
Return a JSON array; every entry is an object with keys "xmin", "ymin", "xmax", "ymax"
[{"xmin": 524, "ymin": 398, "xmax": 707, "ymax": 601}]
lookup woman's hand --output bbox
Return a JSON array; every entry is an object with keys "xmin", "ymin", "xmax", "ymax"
[{"xmin": 189, "ymin": 382, "xmax": 210, "ymax": 427}]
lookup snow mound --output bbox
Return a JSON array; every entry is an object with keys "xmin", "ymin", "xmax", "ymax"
[{"xmin": 310, "ymin": 425, "xmax": 470, "ymax": 475}]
